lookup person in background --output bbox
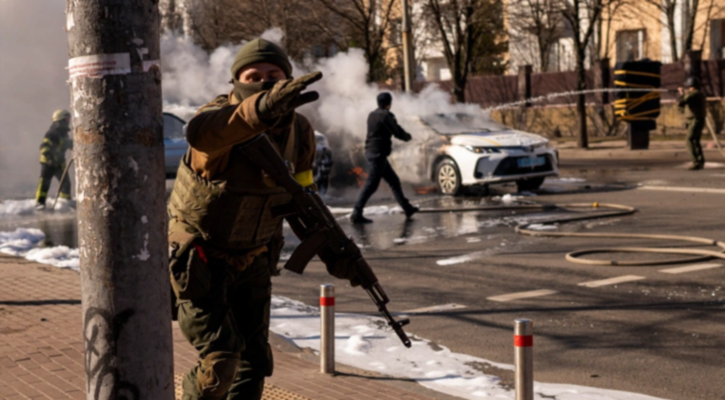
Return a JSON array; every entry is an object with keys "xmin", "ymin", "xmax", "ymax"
[
  {"xmin": 35, "ymin": 109, "xmax": 72, "ymax": 210},
  {"xmin": 314, "ymin": 145, "xmax": 333, "ymax": 195},
  {"xmin": 677, "ymin": 76, "xmax": 707, "ymax": 170},
  {"xmin": 350, "ymin": 92, "xmax": 418, "ymax": 224}
]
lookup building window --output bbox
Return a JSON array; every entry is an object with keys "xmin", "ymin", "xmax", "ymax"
[{"xmin": 616, "ymin": 29, "xmax": 646, "ymax": 62}]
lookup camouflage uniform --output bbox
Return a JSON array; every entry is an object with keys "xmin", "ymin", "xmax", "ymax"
[
  {"xmin": 168, "ymin": 39, "xmax": 321, "ymax": 400},
  {"xmin": 678, "ymin": 88, "xmax": 707, "ymax": 168}
]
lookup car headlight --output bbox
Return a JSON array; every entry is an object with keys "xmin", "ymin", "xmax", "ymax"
[{"xmin": 463, "ymin": 145, "xmax": 501, "ymax": 154}]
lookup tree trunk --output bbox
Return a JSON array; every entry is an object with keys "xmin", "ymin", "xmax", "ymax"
[
  {"xmin": 576, "ymin": 50, "xmax": 588, "ymax": 148},
  {"xmin": 667, "ymin": 8, "xmax": 679, "ymax": 62},
  {"xmin": 453, "ymin": 75, "xmax": 466, "ymax": 103},
  {"xmin": 66, "ymin": 1, "xmax": 174, "ymax": 399}
]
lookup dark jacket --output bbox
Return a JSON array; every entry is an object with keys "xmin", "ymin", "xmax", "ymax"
[
  {"xmin": 39, "ymin": 122, "xmax": 72, "ymax": 166},
  {"xmin": 677, "ymin": 89, "xmax": 706, "ymax": 120},
  {"xmin": 365, "ymin": 108, "xmax": 412, "ymax": 158}
]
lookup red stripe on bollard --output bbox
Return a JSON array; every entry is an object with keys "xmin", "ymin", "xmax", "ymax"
[
  {"xmin": 320, "ymin": 297, "xmax": 335, "ymax": 306},
  {"xmin": 514, "ymin": 335, "xmax": 533, "ymax": 347}
]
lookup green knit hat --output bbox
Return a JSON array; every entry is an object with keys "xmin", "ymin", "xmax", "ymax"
[{"xmin": 231, "ymin": 38, "xmax": 293, "ymax": 80}]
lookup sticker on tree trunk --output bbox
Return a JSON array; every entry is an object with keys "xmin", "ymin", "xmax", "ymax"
[{"xmin": 68, "ymin": 53, "xmax": 131, "ymax": 79}]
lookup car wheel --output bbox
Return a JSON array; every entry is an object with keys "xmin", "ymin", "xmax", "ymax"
[
  {"xmin": 436, "ymin": 159, "xmax": 462, "ymax": 195},
  {"xmin": 516, "ymin": 177, "xmax": 545, "ymax": 192}
]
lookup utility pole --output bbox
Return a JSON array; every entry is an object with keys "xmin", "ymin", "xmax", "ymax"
[
  {"xmin": 66, "ymin": 2, "xmax": 174, "ymax": 399},
  {"xmin": 402, "ymin": 0, "xmax": 414, "ymax": 93}
]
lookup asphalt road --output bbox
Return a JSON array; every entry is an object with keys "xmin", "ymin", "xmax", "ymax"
[
  {"xmin": 3, "ymin": 148, "xmax": 722, "ymax": 399},
  {"xmin": 272, "ymin": 157, "xmax": 725, "ymax": 400}
]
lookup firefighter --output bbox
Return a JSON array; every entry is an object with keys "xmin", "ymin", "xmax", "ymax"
[
  {"xmin": 35, "ymin": 109, "xmax": 72, "ymax": 210},
  {"xmin": 350, "ymin": 92, "xmax": 419, "ymax": 224},
  {"xmin": 167, "ymin": 38, "xmax": 358, "ymax": 400},
  {"xmin": 678, "ymin": 76, "xmax": 707, "ymax": 170}
]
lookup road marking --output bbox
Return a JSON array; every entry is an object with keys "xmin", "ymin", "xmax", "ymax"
[
  {"xmin": 578, "ymin": 275, "xmax": 646, "ymax": 288},
  {"xmin": 400, "ymin": 303, "xmax": 467, "ymax": 314},
  {"xmin": 639, "ymin": 185, "xmax": 725, "ymax": 194},
  {"xmin": 659, "ymin": 263, "xmax": 723, "ymax": 274},
  {"xmin": 487, "ymin": 289, "xmax": 558, "ymax": 302}
]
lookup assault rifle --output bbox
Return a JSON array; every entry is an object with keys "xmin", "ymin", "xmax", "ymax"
[{"xmin": 238, "ymin": 134, "xmax": 411, "ymax": 348}]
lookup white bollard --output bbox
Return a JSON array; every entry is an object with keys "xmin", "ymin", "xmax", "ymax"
[
  {"xmin": 320, "ymin": 284, "xmax": 335, "ymax": 374},
  {"xmin": 514, "ymin": 318, "xmax": 534, "ymax": 400}
]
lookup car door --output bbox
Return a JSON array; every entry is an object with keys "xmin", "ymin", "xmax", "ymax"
[{"xmin": 163, "ymin": 112, "xmax": 188, "ymax": 176}]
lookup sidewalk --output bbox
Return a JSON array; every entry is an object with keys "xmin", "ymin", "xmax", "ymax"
[
  {"xmin": 0, "ymin": 254, "xmax": 449, "ymax": 400},
  {"xmin": 555, "ymin": 138, "xmax": 725, "ymax": 161}
]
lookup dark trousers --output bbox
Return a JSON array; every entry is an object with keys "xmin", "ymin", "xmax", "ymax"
[
  {"xmin": 178, "ymin": 254, "xmax": 273, "ymax": 400},
  {"xmin": 353, "ymin": 157, "xmax": 411, "ymax": 214},
  {"xmin": 686, "ymin": 119, "xmax": 705, "ymax": 166},
  {"xmin": 35, "ymin": 163, "xmax": 70, "ymax": 205}
]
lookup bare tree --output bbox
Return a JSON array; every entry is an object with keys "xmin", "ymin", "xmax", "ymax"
[
  {"xmin": 637, "ymin": 0, "xmax": 720, "ymax": 62},
  {"xmin": 593, "ymin": 0, "xmax": 630, "ymax": 62},
  {"xmin": 313, "ymin": 0, "xmax": 398, "ymax": 82},
  {"xmin": 561, "ymin": 0, "xmax": 615, "ymax": 148},
  {"xmin": 507, "ymin": 0, "xmax": 566, "ymax": 72},
  {"xmin": 640, "ymin": 0, "xmax": 683, "ymax": 62},
  {"xmin": 423, "ymin": 0, "xmax": 506, "ymax": 102},
  {"xmin": 168, "ymin": 0, "xmax": 345, "ymax": 64},
  {"xmin": 159, "ymin": 0, "xmax": 185, "ymax": 33}
]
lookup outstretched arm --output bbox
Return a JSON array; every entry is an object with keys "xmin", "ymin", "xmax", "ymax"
[{"xmin": 385, "ymin": 113, "xmax": 412, "ymax": 142}]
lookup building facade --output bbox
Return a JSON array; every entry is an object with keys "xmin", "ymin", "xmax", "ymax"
[{"xmin": 505, "ymin": 0, "xmax": 725, "ymax": 75}]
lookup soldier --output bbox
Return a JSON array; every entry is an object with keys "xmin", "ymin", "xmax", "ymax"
[
  {"xmin": 35, "ymin": 109, "xmax": 72, "ymax": 210},
  {"xmin": 167, "ymin": 38, "xmax": 357, "ymax": 400},
  {"xmin": 678, "ymin": 76, "xmax": 707, "ymax": 170},
  {"xmin": 350, "ymin": 92, "xmax": 418, "ymax": 224}
]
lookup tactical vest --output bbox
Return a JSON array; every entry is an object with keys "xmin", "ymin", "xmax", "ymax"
[{"xmin": 168, "ymin": 110, "xmax": 301, "ymax": 252}]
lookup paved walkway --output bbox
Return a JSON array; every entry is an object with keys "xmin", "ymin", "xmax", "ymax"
[
  {"xmin": 0, "ymin": 254, "xmax": 448, "ymax": 400},
  {"xmin": 555, "ymin": 138, "xmax": 725, "ymax": 160}
]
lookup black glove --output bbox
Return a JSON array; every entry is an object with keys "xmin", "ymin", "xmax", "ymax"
[
  {"xmin": 318, "ymin": 246, "xmax": 361, "ymax": 287},
  {"xmin": 257, "ymin": 71, "xmax": 323, "ymax": 120}
]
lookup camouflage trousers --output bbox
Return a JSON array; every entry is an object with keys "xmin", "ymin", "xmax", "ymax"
[
  {"xmin": 178, "ymin": 252, "xmax": 273, "ymax": 400},
  {"xmin": 686, "ymin": 118, "xmax": 705, "ymax": 167}
]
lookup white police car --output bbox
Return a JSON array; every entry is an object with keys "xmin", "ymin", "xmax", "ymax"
[{"xmin": 391, "ymin": 113, "xmax": 559, "ymax": 195}]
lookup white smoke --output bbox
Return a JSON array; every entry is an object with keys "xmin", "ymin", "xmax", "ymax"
[
  {"xmin": 160, "ymin": 29, "xmax": 482, "ymax": 144},
  {"xmin": 160, "ymin": 27, "xmax": 289, "ymax": 121},
  {"xmin": 0, "ymin": 0, "xmax": 69, "ymax": 198}
]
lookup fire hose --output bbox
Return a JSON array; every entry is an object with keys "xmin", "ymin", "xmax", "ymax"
[{"xmin": 420, "ymin": 202, "xmax": 725, "ymax": 266}]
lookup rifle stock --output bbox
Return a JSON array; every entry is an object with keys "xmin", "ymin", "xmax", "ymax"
[{"xmin": 238, "ymin": 134, "xmax": 412, "ymax": 348}]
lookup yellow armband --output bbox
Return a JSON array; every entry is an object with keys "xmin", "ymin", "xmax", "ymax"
[{"xmin": 294, "ymin": 169, "xmax": 314, "ymax": 187}]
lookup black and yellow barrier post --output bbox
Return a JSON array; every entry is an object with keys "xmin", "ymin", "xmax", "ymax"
[{"xmin": 614, "ymin": 60, "xmax": 662, "ymax": 150}]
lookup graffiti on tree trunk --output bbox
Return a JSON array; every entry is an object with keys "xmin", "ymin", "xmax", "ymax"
[{"xmin": 83, "ymin": 307, "xmax": 140, "ymax": 400}]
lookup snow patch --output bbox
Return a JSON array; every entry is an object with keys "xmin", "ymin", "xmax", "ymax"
[
  {"xmin": 25, "ymin": 246, "xmax": 79, "ymax": 269},
  {"xmin": 0, "ymin": 228, "xmax": 79, "ymax": 270},
  {"xmin": 525, "ymin": 223, "xmax": 558, "ymax": 231},
  {"xmin": 269, "ymin": 295, "xmax": 665, "ymax": 400},
  {"xmin": 0, "ymin": 198, "xmax": 75, "ymax": 217},
  {"xmin": 497, "ymin": 193, "xmax": 536, "ymax": 205},
  {"xmin": 327, "ymin": 205, "xmax": 403, "ymax": 218},
  {"xmin": 551, "ymin": 177, "xmax": 586, "ymax": 183},
  {"xmin": 436, "ymin": 252, "xmax": 488, "ymax": 266},
  {"xmin": 0, "ymin": 199, "xmax": 36, "ymax": 216}
]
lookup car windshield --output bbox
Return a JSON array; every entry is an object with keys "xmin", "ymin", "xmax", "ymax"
[
  {"xmin": 420, "ymin": 113, "xmax": 509, "ymax": 135},
  {"xmin": 163, "ymin": 113, "xmax": 187, "ymax": 140}
]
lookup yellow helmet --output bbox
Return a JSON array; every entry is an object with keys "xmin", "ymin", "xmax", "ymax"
[{"xmin": 52, "ymin": 109, "xmax": 71, "ymax": 122}]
